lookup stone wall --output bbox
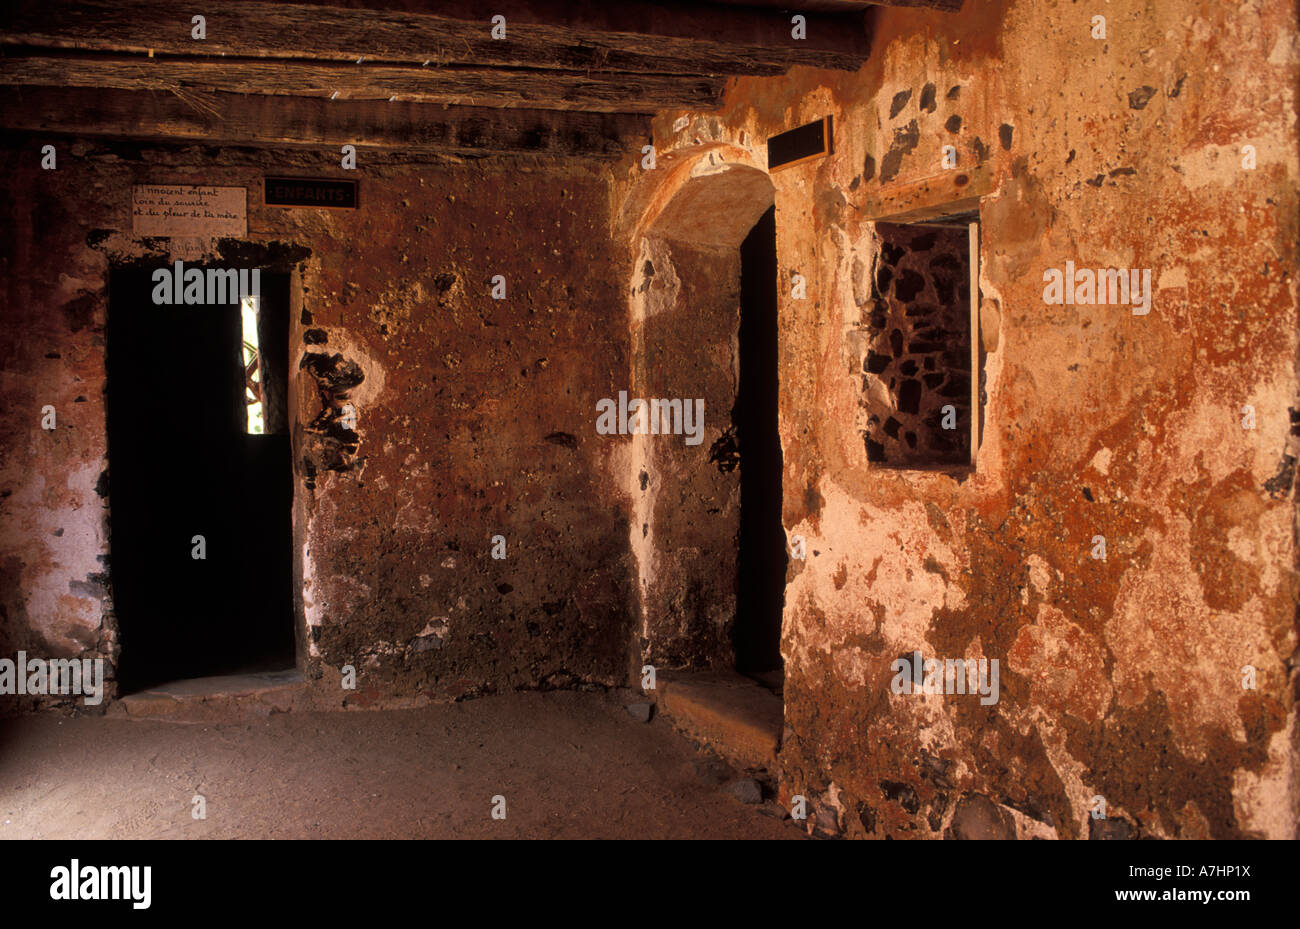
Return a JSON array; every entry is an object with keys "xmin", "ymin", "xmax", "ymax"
[
  {"xmin": 617, "ymin": 0, "xmax": 1300, "ymax": 838},
  {"xmin": 0, "ymin": 142, "xmax": 639, "ymax": 705}
]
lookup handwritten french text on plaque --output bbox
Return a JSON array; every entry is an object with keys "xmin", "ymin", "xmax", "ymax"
[{"xmin": 131, "ymin": 185, "xmax": 247, "ymax": 237}]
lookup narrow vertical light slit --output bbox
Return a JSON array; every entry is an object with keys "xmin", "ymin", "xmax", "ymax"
[{"xmin": 241, "ymin": 295, "xmax": 264, "ymax": 435}]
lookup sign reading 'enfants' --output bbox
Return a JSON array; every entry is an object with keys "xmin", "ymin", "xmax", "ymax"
[
  {"xmin": 131, "ymin": 185, "xmax": 247, "ymax": 237},
  {"xmin": 264, "ymin": 177, "xmax": 359, "ymax": 209}
]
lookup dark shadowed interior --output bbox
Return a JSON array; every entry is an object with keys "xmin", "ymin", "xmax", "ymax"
[
  {"xmin": 107, "ymin": 269, "xmax": 293, "ymax": 690},
  {"xmin": 735, "ymin": 205, "xmax": 786, "ymax": 673}
]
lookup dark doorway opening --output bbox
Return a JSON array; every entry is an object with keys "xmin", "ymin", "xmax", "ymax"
[
  {"xmin": 734, "ymin": 205, "xmax": 786, "ymax": 674},
  {"xmin": 106, "ymin": 267, "xmax": 294, "ymax": 692}
]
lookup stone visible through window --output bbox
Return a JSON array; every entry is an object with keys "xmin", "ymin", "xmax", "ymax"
[{"xmin": 857, "ymin": 215, "xmax": 979, "ymax": 469}]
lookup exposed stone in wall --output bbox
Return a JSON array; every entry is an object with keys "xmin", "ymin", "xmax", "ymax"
[
  {"xmin": 856, "ymin": 221, "xmax": 971, "ymax": 467},
  {"xmin": 299, "ymin": 349, "xmax": 366, "ymax": 488}
]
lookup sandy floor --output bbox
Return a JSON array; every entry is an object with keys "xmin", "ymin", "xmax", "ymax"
[{"xmin": 0, "ymin": 690, "xmax": 798, "ymax": 839}]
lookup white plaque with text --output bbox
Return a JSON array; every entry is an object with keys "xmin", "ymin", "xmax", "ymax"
[{"xmin": 131, "ymin": 185, "xmax": 247, "ymax": 237}]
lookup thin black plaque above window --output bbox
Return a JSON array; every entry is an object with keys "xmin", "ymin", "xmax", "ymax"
[{"xmin": 767, "ymin": 116, "xmax": 833, "ymax": 171}]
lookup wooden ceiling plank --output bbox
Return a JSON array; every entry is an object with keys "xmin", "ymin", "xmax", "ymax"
[
  {"xmin": 0, "ymin": 0, "xmax": 869, "ymax": 73},
  {"xmin": 868, "ymin": 0, "xmax": 963, "ymax": 10},
  {"xmin": 0, "ymin": 86, "xmax": 651, "ymax": 156},
  {"xmin": 0, "ymin": 56, "xmax": 725, "ymax": 113}
]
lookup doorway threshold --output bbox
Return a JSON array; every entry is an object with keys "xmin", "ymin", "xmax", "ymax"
[
  {"xmin": 110, "ymin": 669, "xmax": 307, "ymax": 722},
  {"xmin": 657, "ymin": 671, "xmax": 783, "ymax": 774},
  {"xmin": 742, "ymin": 668, "xmax": 784, "ymax": 698}
]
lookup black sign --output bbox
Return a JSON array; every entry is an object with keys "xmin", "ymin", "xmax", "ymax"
[
  {"xmin": 264, "ymin": 177, "xmax": 358, "ymax": 209},
  {"xmin": 767, "ymin": 116, "xmax": 833, "ymax": 171}
]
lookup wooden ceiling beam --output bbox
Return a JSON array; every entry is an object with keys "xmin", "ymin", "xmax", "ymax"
[
  {"xmin": 0, "ymin": 86, "xmax": 650, "ymax": 156},
  {"xmin": 868, "ymin": 1, "xmax": 964, "ymax": 10},
  {"xmin": 0, "ymin": 0, "xmax": 870, "ymax": 74},
  {"xmin": 0, "ymin": 55, "xmax": 725, "ymax": 113}
]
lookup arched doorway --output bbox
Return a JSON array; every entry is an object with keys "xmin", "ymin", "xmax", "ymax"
[{"xmin": 619, "ymin": 146, "xmax": 786, "ymax": 679}]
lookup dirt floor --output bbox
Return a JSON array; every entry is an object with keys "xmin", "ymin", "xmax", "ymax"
[{"xmin": 0, "ymin": 690, "xmax": 799, "ymax": 839}]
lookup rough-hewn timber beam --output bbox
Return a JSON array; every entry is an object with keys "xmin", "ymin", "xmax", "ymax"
[
  {"xmin": 0, "ymin": 0, "xmax": 870, "ymax": 73},
  {"xmin": 0, "ymin": 56, "xmax": 725, "ymax": 114},
  {"xmin": 868, "ymin": 1, "xmax": 964, "ymax": 10},
  {"xmin": 0, "ymin": 86, "xmax": 650, "ymax": 156}
]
